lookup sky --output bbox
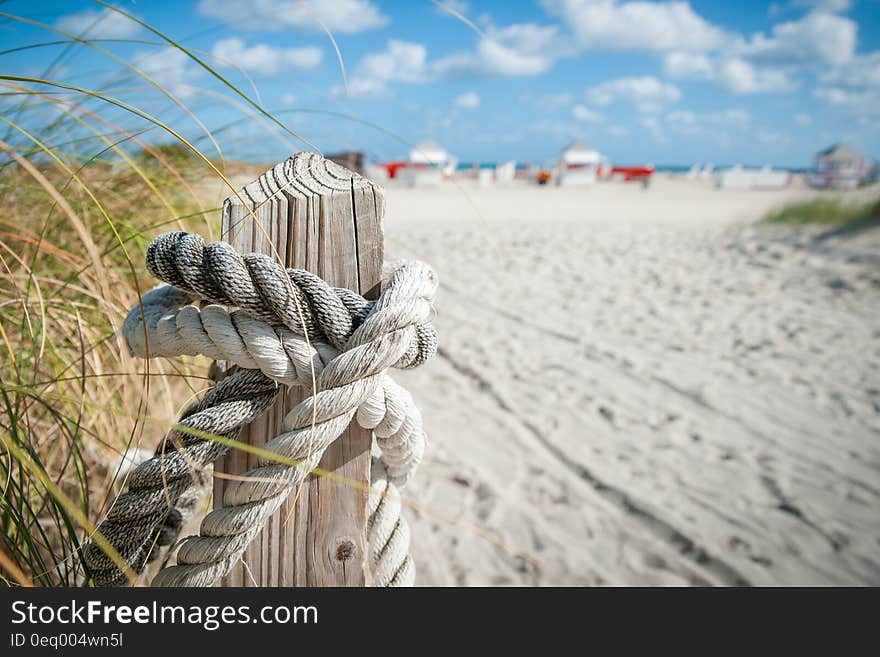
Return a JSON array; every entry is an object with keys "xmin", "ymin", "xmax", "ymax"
[{"xmin": 2, "ymin": 0, "xmax": 879, "ymax": 167}]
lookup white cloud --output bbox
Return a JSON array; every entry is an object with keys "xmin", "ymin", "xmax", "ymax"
[
  {"xmin": 356, "ymin": 39, "xmax": 430, "ymax": 91},
  {"xmin": 454, "ymin": 91, "xmax": 480, "ymax": 109},
  {"xmin": 524, "ymin": 118, "xmax": 582, "ymax": 140},
  {"xmin": 334, "ymin": 77, "xmax": 390, "ymax": 99},
  {"xmin": 535, "ymin": 92, "xmax": 574, "ymax": 109},
  {"xmin": 572, "ymin": 105, "xmax": 603, "ymax": 122},
  {"xmin": 667, "ymin": 110, "xmax": 698, "ymax": 124},
  {"xmin": 666, "ymin": 110, "xmax": 705, "ymax": 137},
  {"xmin": 794, "ymin": 113, "xmax": 812, "ymax": 125},
  {"xmin": 336, "ymin": 3, "xmax": 858, "ymax": 105},
  {"xmin": 756, "ymin": 129, "xmax": 789, "ymax": 144},
  {"xmin": 791, "ymin": 0, "xmax": 851, "ymax": 12},
  {"xmin": 663, "ymin": 52, "xmax": 714, "ymax": 78},
  {"xmin": 211, "ymin": 38, "xmax": 322, "ymax": 76},
  {"xmin": 197, "ymin": 0, "xmax": 388, "ymax": 34},
  {"xmin": 719, "ymin": 108, "xmax": 751, "ymax": 125},
  {"xmin": 541, "ymin": 0, "xmax": 730, "ymax": 52},
  {"xmin": 662, "ymin": 11, "xmax": 855, "ymax": 95},
  {"xmin": 341, "ymin": 25, "xmax": 559, "ymax": 99},
  {"xmin": 814, "ymin": 87, "xmax": 880, "ymax": 117},
  {"xmin": 821, "ymin": 51, "xmax": 880, "ymax": 89},
  {"xmin": 56, "ymin": 7, "xmax": 141, "ymax": 38},
  {"xmin": 813, "ymin": 87, "xmax": 850, "ymax": 104},
  {"xmin": 741, "ymin": 11, "xmax": 856, "ymax": 67},
  {"xmin": 662, "ymin": 109, "xmax": 753, "ymax": 145},
  {"xmin": 471, "ymin": 35, "xmax": 556, "ymax": 76},
  {"xmin": 585, "ymin": 76, "xmax": 681, "ymax": 113},
  {"xmin": 435, "ymin": 23, "xmax": 560, "ymax": 78},
  {"xmin": 134, "ymin": 47, "xmax": 199, "ymax": 96},
  {"xmin": 667, "ymin": 108, "xmax": 750, "ymax": 131},
  {"xmin": 639, "ymin": 116, "xmax": 665, "ymax": 140},
  {"xmin": 715, "ymin": 57, "xmax": 798, "ymax": 93},
  {"xmin": 814, "ymin": 50, "xmax": 880, "ymax": 120},
  {"xmin": 664, "ymin": 52, "xmax": 797, "ymax": 94},
  {"xmin": 608, "ymin": 125, "xmax": 630, "ymax": 137}
]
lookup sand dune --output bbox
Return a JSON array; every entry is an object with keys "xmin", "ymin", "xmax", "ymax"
[{"xmin": 381, "ymin": 177, "xmax": 880, "ymax": 586}]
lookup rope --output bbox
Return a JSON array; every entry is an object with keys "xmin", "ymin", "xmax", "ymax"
[
  {"xmin": 83, "ymin": 231, "xmax": 437, "ymax": 587},
  {"xmin": 124, "ymin": 283, "xmax": 428, "ymax": 486},
  {"xmin": 369, "ymin": 461, "xmax": 416, "ymax": 587}
]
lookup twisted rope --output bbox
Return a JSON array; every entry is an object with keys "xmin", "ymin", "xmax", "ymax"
[
  {"xmin": 369, "ymin": 461, "xmax": 415, "ymax": 587},
  {"xmin": 83, "ymin": 232, "xmax": 436, "ymax": 588},
  {"xmin": 150, "ymin": 234, "xmax": 437, "ymax": 587},
  {"xmin": 83, "ymin": 369, "xmax": 279, "ymax": 585},
  {"xmin": 125, "ymin": 283, "xmax": 428, "ymax": 486}
]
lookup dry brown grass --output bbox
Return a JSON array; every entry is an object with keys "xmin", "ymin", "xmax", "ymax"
[{"xmin": 0, "ymin": 143, "xmax": 236, "ymax": 584}]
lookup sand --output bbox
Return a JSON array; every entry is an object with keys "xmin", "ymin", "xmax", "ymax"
[{"xmin": 378, "ymin": 176, "xmax": 880, "ymax": 586}]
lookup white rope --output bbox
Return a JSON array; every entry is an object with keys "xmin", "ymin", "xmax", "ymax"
[
  {"xmin": 150, "ymin": 258, "xmax": 435, "ymax": 587},
  {"xmin": 107, "ymin": 246, "xmax": 436, "ymax": 587},
  {"xmin": 123, "ymin": 283, "xmax": 428, "ymax": 489}
]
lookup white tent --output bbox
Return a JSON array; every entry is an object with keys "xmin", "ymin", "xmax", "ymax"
[
  {"xmin": 400, "ymin": 139, "xmax": 452, "ymax": 187},
  {"xmin": 557, "ymin": 141, "xmax": 604, "ymax": 186},
  {"xmin": 715, "ymin": 164, "xmax": 790, "ymax": 190},
  {"xmin": 409, "ymin": 139, "xmax": 450, "ymax": 166},
  {"xmin": 560, "ymin": 141, "xmax": 603, "ymax": 166},
  {"xmin": 496, "ymin": 161, "xmax": 516, "ymax": 185}
]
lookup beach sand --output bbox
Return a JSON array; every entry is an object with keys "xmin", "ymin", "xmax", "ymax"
[{"xmin": 379, "ymin": 176, "xmax": 880, "ymax": 586}]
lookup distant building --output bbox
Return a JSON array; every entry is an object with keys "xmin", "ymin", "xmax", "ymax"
[
  {"xmin": 809, "ymin": 144, "xmax": 872, "ymax": 189},
  {"xmin": 409, "ymin": 140, "xmax": 451, "ymax": 166},
  {"xmin": 401, "ymin": 139, "xmax": 454, "ymax": 187},
  {"xmin": 715, "ymin": 164, "xmax": 790, "ymax": 190},
  {"xmin": 556, "ymin": 141, "xmax": 605, "ymax": 186}
]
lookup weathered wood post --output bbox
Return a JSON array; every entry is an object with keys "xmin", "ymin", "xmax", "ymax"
[{"xmin": 215, "ymin": 152, "xmax": 384, "ymax": 586}]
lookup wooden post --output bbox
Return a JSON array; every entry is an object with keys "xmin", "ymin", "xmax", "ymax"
[{"xmin": 215, "ymin": 152, "xmax": 384, "ymax": 586}]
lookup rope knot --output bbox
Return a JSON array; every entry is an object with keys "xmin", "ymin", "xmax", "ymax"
[{"xmin": 86, "ymin": 230, "xmax": 437, "ymax": 588}]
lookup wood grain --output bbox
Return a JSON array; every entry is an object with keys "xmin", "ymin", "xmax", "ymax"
[{"xmin": 216, "ymin": 152, "xmax": 384, "ymax": 586}]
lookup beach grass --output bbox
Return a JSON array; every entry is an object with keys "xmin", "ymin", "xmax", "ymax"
[
  {"xmin": 763, "ymin": 195, "xmax": 880, "ymax": 227},
  {"xmin": 0, "ymin": 6, "xmax": 300, "ymax": 586}
]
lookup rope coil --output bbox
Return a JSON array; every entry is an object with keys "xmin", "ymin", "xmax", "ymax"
[{"xmin": 83, "ymin": 231, "xmax": 437, "ymax": 587}]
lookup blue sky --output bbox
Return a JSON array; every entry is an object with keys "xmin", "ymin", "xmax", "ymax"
[{"xmin": 2, "ymin": 0, "xmax": 879, "ymax": 166}]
